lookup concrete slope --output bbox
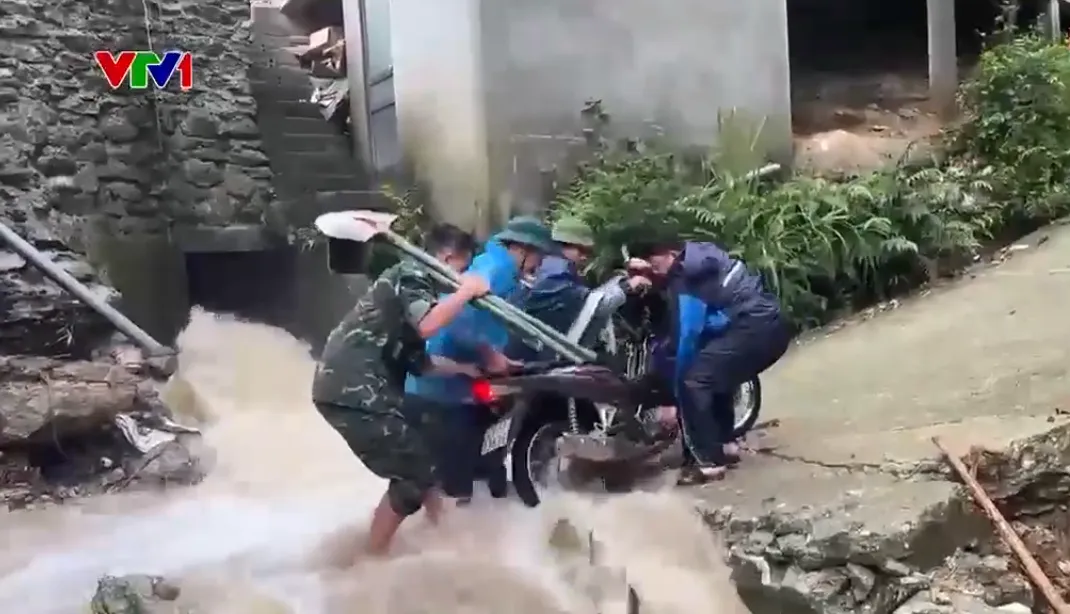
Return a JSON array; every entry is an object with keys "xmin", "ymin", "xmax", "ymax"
[
  {"xmin": 692, "ymin": 222, "xmax": 1070, "ymax": 614},
  {"xmin": 762, "ymin": 221, "xmax": 1070, "ymax": 467}
]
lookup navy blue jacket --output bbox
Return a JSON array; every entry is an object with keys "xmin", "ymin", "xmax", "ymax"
[
  {"xmin": 522, "ymin": 256, "xmax": 589, "ymax": 333},
  {"xmin": 664, "ymin": 242, "xmax": 779, "ymax": 391}
]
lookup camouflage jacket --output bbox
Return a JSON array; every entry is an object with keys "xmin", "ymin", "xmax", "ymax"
[{"xmin": 312, "ymin": 260, "xmax": 437, "ymax": 412}]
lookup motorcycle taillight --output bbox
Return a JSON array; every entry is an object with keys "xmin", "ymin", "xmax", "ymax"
[{"xmin": 471, "ymin": 379, "xmax": 497, "ymax": 405}]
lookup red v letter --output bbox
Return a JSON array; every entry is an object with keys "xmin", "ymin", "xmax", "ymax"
[{"xmin": 93, "ymin": 51, "xmax": 136, "ymax": 89}]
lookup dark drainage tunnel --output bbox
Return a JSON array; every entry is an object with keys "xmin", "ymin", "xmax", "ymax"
[{"xmin": 183, "ymin": 248, "xmax": 300, "ymax": 333}]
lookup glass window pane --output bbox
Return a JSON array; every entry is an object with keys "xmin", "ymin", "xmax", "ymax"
[{"xmin": 364, "ymin": 0, "xmax": 392, "ymax": 78}]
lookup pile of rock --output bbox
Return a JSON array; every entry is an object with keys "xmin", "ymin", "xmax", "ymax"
[
  {"xmin": 90, "ymin": 574, "xmax": 182, "ymax": 614},
  {"xmin": 716, "ymin": 424, "xmax": 1070, "ymax": 614},
  {"xmin": 0, "ymin": 350, "xmax": 208, "ymax": 509}
]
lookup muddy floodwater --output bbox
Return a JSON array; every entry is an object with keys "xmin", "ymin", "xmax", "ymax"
[{"xmin": 0, "ymin": 310, "xmax": 748, "ymax": 614}]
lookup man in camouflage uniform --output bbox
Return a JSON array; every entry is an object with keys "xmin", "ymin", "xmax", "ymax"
[{"xmin": 312, "ymin": 224, "xmax": 488, "ymax": 556}]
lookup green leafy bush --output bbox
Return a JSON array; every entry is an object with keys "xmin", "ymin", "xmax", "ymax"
[
  {"xmin": 950, "ymin": 32, "xmax": 1070, "ymax": 227},
  {"xmin": 551, "ymin": 28, "xmax": 1070, "ymax": 327},
  {"xmin": 551, "ymin": 91, "xmax": 1012, "ymax": 326},
  {"xmin": 554, "ymin": 137, "xmax": 996, "ymax": 325}
]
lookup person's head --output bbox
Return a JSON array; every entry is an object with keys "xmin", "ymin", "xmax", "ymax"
[
  {"xmin": 630, "ymin": 240, "xmax": 684, "ymax": 277},
  {"xmin": 424, "ymin": 223, "xmax": 476, "ymax": 273},
  {"xmin": 551, "ymin": 217, "xmax": 595, "ymax": 268},
  {"xmin": 495, "ymin": 216, "xmax": 555, "ymax": 275}
]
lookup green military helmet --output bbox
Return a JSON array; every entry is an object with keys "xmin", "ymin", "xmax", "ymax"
[
  {"xmin": 551, "ymin": 217, "xmax": 595, "ymax": 248},
  {"xmin": 495, "ymin": 215, "xmax": 556, "ymax": 253}
]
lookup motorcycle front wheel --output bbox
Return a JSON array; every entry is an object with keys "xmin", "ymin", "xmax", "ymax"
[{"xmin": 510, "ymin": 419, "xmax": 569, "ymax": 507}]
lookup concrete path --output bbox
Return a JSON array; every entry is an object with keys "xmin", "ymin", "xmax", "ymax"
[{"xmin": 693, "ymin": 220, "xmax": 1070, "ymax": 530}]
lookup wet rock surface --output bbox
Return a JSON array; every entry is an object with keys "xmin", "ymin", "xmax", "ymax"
[
  {"xmin": 0, "ymin": 354, "xmax": 164, "ymax": 445},
  {"xmin": 0, "ymin": 352, "xmax": 207, "ymax": 509},
  {"xmin": 90, "ymin": 574, "xmax": 183, "ymax": 614},
  {"xmin": 700, "ymin": 425, "xmax": 1070, "ymax": 614}
]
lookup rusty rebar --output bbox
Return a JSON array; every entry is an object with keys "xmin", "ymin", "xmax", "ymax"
[{"xmin": 932, "ymin": 436, "xmax": 1070, "ymax": 614}]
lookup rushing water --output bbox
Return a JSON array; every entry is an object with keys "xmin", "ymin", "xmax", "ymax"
[{"xmin": 0, "ymin": 309, "xmax": 747, "ymax": 614}]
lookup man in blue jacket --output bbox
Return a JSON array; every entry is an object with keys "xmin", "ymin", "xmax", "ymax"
[
  {"xmin": 628, "ymin": 238, "xmax": 794, "ymax": 484},
  {"xmin": 406, "ymin": 216, "xmax": 556, "ymax": 502},
  {"xmin": 512, "ymin": 217, "xmax": 650, "ymax": 360}
]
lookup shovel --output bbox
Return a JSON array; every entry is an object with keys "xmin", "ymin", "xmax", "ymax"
[{"xmin": 315, "ymin": 210, "xmax": 596, "ymax": 364}]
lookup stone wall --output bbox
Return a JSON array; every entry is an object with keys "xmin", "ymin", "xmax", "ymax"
[{"xmin": 0, "ymin": 0, "xmax": 281, "ymax": 356}]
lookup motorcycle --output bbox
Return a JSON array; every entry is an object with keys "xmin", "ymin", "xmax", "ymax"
[
  {"xmin": 314, "ymin": 210, "xmax": 761, "ymax": 508},
  {"xmin": 477, "ymin": 274, "xmax": 762, "ymax": 508}
]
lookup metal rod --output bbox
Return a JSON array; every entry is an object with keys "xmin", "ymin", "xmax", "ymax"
[
  {"xmin": 0, "ymin": 222, "xmax": 172, "ymax": 357},
  {"xmin": 381, "ymin": 229, "xmax": 597, "ymax": 363},
  {"xmin": 933, "ymin": 437, "xmax": 1070, "ymax": 614},
  {"xmin": 414, "ymin": 256, "xmax": 591, "ymax": 364}
]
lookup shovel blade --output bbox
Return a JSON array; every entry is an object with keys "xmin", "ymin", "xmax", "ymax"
[{"xmin": 315, "ymin": 210, "xmax": 399, "ymax": 242}]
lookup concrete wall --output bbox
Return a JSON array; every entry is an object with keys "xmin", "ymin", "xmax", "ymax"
[
  {"xmin": 389, "ymin": 0, "xmax": 492, "ymax": 233},
  {"xmin": 390, "ymin": 0, "xmax": 791, "ymax": 230}
]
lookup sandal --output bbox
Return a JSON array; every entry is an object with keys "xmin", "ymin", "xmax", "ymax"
[
  {"xmin": 676, "ymin": 465, "xmax": 727, "ymax": 486},
  {"xmin": 722, "ymin": 443, "xmax": 742, "ymax": 466}
]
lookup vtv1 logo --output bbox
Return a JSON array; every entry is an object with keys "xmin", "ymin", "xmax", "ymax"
[{"xmin": 93, "ymin": 50, "xmax": 193, "ymax": 91}]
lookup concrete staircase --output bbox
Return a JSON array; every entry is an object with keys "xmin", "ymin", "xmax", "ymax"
[{"xmin": 247, "ymin": 2, "xmax": 383, "ymax": 230}]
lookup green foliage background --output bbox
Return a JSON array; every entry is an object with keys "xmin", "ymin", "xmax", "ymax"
[{"xmin": 550, "ymin": 31, "xmax": 1070, "ymax": 327}]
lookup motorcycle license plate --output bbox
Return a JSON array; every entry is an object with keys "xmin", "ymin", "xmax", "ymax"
[{"xmin": 481, "ymin": 417, "xmax": 512, "ymax": 455}]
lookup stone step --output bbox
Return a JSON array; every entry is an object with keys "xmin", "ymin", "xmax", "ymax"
[
  {"xmin": 266, "ymin": 132, "xmax": 352, "ymax": 153},
  {"xmin": 248, "ymin": 78, "xmax": 314, "ymax": 102},
  {"xmin": 265, "ymin": 116, "xmax": 343, "ymax": 136},
  {"xmin": 248, "ymin": 41, "xmax": 309, "ymax": 62},
  {"xmin": 272, "ymin": 172, "xmax": 364, "ymax": 193},
  {"xmin": 248, "ymin": 54, "xmax": 304, "ymax": 71},
  {"xmin": 255, "ymin": 99, "xmax": 330, "ymax": 119},
  {"xmin": 289, "ymin": 150, "xmax": 361, "ymax": 171},
  {"xmin": 250, "ymin": 6, "xmax": 304, "ymax": 37},
  {"xmin": 314, "ymin": 190, "xmax": 390, "ymax": 212},
  {"xmin": 248, "ymin": 65, "xmax": 314, "ymax": 89}
]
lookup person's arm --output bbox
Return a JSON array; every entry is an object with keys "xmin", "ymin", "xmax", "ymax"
[
  {"xmin": 427, "ymin": 355, "xmax": 482, "ymax": 377},
  {"xmin": 479, "ymin": 345, "xmax": 519, "ymax": 375},
  {"xmin": 413, "ymin": 273, "xmax": 490, "ymax": 339}
]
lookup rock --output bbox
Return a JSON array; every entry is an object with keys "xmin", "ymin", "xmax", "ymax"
[
  {"xmin": 716, "ymin": 423, "xmax": 1070, "ymax": 614},
  {"xmin": 121, "ymin": 435, "xmax": 210, "ymax": 488},
  {"xmin": 894, "ymin": 593, "xmax": 1008, "ymax": 614},
  {"xmin": 90, "ymin": 574, "xmax": 182, "ymax": 614},
  {"xmin": 968, "ymin": 423, "xmax": 1070, "ymax": 515},
  {"xmin": 0, "ymin": 239, "xmax": 118, "ymax": 357},
  {"xmin": 0, "ymin": 354, "xmax": 167, "ymax": 446}
]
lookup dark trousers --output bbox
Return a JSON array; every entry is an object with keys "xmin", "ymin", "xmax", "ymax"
[
  {"xmin": 405, "ymin": 397, "xmax": 507, "ymax": 499},
  {"xmin": 678, "ymin": 315, "xmax": 793, "ymax": 466}
]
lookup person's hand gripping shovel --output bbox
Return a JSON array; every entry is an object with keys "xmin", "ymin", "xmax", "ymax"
[{"xmin": 313, "ymin": 210, "xmax": 595, "ymax": 363}]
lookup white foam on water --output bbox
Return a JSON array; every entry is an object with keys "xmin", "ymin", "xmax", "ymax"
[{"xmin": 0, "ymin": 309, "xmax": 748, "ymax": 614}]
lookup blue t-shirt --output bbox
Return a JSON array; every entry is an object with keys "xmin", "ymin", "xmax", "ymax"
[{"xmin": 405, "ymin": 237, "xmax": 520, "ymax": 401}]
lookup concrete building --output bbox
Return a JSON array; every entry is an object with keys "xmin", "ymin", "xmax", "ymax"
[
  {"xmin": 289, "ymin": 0, "xmax": 793, "ymax": 232},
  {"xmin": 282, "ymin": 0, "xmax": 981, "ymax": 234}
]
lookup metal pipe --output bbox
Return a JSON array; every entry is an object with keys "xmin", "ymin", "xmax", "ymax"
[
  {"xmin": 0, "ymin": 221, "xmax": 173, "ymax": 357},
  {"xmin": 381, "ymin": 229, "xmax": 597, "ymax": 363},
  {"xmin": 413, "ymin": 255, "xmax": 592, "ymax": 364}
]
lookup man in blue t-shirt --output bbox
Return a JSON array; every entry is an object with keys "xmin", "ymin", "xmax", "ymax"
[{"xmin": 405, "ymin": 216, "xmax": 555, "ymax": 502}]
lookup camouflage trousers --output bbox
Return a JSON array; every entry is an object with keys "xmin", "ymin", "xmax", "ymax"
[{"xmin": 314, "ymin": 400, "xmax": 436, "ymax": 517}]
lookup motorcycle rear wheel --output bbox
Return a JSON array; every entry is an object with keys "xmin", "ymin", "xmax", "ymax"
[{"xmin": 731, "ymin": 377, "xmax": 762, "ymax": 439}]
